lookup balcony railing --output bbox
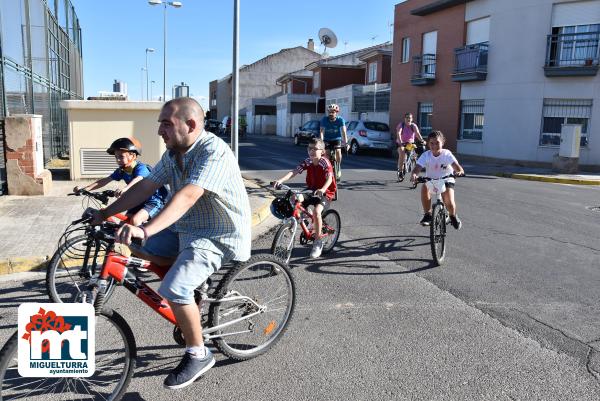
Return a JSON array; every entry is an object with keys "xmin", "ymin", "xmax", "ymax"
[
  {"xmin": 452, "ymin": 43, "xmax": 488, "ymax": 82},
  {"xmin": 410, "ymin": 54, "xmax": 436, "ymax": 85},
  {"xmin": 544, "ymin": 31, "xmax": 599, "ymax": 77}
]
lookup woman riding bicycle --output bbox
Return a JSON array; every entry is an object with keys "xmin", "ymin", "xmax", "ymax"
[
  {"xmin": 320, "ymin": 103, "xmax": 348, "ymax": 180},
  {"xmin": 396, "ymin": 113, "xmax": 425, "ymax": 180}
]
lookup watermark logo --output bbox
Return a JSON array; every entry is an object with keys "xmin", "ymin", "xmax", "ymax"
[{"xmin": 18, "ymin": 303, "xmax": 95, "ymax": 377}]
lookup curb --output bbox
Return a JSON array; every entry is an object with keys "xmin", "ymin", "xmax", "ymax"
[
  {"xmin": 495, "ymin": 172, "xmax": 600, "ymax": 186},
  {"xmin": 0, "ymin": 256, "xmax": 48, "ymax": 276},
  {"xmin": 252, "ymin": 197, "xmax": 274, "ymax": 227}
]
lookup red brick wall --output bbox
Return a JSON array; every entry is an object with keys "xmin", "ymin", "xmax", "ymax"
[
  {"xmin": 292, "ymin": 78, "xmax": 313, "ymax": 94},
  {"xmin": 390, "ymin": 0, "xmax": 465, "ymax": 151},
  {"xmin": 381, "ymin": 55, "xmax": 391, "ymax": 84},
  {"xmin": 6, "ymin": 139, "xmax": 35, "ymax": 176},
  {"xmin": 316, "ymin": 67, "xmax": 365, "ymax": 97}
]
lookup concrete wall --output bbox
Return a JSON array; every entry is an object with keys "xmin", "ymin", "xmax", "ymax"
[
  {"xmin": 459, "ymin": 0, "xmax": 600, "ymax": 165},
  {"xmin": 61, "ymin": 101, "xmax": 165, "ymax": 180}
]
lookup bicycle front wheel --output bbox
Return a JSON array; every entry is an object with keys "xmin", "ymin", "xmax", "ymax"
[
  {"xmin": 430, "ymin": 204, "xmax": 447, "ymax": 265},
  {"xmin": 270, "ymin": 222, "xmax": 296, "ymax": 264},
  {"xmin": 0, "ymin": 308, "xmax": 136, "ymax": 401},
  {"xmin": 46, "ymin": 235, "xmax": 116, "ymax": 303},
  {"xmin": 321, "ymin": 209, "xmax": 341, "ymax": 254},
  {"xmin": 209, "ymin": 254, "xmax": 295, "ymax": 361}
]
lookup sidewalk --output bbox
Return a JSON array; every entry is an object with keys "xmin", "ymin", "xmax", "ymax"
[{"xmin": 0, "ymin": 175, "xmax": 276, "ymax": 276}]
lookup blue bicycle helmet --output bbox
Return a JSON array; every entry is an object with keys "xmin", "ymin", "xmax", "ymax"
[{"xmin": 270, "ymin": 198, "xmax": 293, "ymax": 219}]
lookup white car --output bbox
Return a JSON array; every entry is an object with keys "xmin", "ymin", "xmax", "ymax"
[{"xmin": 346, "ymin": 120, "xmax": 393, "ymax": 155}]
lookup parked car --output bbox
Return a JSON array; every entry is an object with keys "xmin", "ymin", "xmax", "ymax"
[
  {"xmin": 205, "ymin": 119, "xmax": 222, "ymax": 134},
  {"xmin": 294, "ymin": 120, "xmax": 320, "ymax": 145},
  {"xmin": 346, "ymin": 120, "xmax": 393, "ymax": 155}
]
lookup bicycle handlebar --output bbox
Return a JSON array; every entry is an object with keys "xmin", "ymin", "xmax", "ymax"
[
  {"xmin": 416, "ymin": 173, "xmax": 465, "ymax": 183},
  {"xmin": 68, "ymin": 189, "xmax": 116, "ymax": 205},
  {"xmin": 270, "ymin": 182, "xmax": 317, "ymax": 197}
]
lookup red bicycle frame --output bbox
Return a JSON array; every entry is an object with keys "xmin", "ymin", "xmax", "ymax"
[
  {"xmin": 290, "ymin": 198, "xmax": 335, "ymax": 241},
  {"xmin": 98, "ymin": 249, "xmax": 177, "ymax": 324}
]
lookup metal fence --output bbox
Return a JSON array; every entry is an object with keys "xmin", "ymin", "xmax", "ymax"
[
  {"xmin": 352, "ymin": 83, "xmax": 390, "ymax": 113},
  {"xmin": 454, "ymin": 43, "xmax": 488, "ymax": 74},
  {"xmin": 545, "ymin": 31, "xmax": 600, "ymax": 67},
  {"xmin": 0, "ymin": 0, "xmax": 83, "ymax": 166}
]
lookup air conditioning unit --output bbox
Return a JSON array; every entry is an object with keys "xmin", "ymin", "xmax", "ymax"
[{"xmin": 559, "ymin": 124, "xmax": 581, "ymax": 158}]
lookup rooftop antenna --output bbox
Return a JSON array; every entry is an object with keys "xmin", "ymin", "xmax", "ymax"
[
  {"xmin": 318, "ymin": 27, "xmax": 338, "ymax": 58},
  {"xmin": 388, "ymin": 20, "xmax": 394, "ymax": 42}
]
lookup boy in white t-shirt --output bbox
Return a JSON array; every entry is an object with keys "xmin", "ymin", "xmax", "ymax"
[{"xmin": 411, "ymin": 130, "xmax": 465, "ymax": 229}]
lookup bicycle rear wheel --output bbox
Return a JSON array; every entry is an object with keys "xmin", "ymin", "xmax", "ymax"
[
  {"xmin": 321, "ymin": 209, "xmax": 341, "ymax": 254},
  {"xmin": 46, "ymin": 235, "xmax": 116, "ymax": 303},
  {"xmin": 270, "ymin": 222, "xmax": 296, "ymax": 264},
  {"xmin": 209, "ymin": 254, "xmax": 295, "ymax": 361},
  {"xmin": 0, "ymin": 308, "xmax": 136, "ymax": 401},
  {"xmin": 430, "ymin": 204, "xmax": 447, "ymax": 265}
]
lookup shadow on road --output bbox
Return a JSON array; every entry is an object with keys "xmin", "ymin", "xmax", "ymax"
[{"xmin": 285, "ymin": 235, "xmax": 439, "ymax": 275}]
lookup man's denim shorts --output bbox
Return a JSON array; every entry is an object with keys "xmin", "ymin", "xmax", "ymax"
[{"xmin": 142, "ymin": 228, "xmax": 223, "ymax": 304}]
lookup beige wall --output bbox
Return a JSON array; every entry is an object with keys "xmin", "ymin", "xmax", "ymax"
[{"xmin": 61, "ymin": 101, "xmax": 166, "ymax": 180}]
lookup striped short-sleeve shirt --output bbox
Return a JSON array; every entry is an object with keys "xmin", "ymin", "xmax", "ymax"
[{"xmin": 147, "ymin": 131, "xmax": 251, "ymax": 261}]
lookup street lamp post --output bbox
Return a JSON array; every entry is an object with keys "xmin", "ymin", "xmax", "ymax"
[
  {"xmin": 145, "ymin": 48, "xmax": 155, "ymax": 101},
  {"xmin": 148, "ymin": 0, "xmax": 182, "ymax": 102},
  {"xmin": 151, "ymin": 80, "xmax": 155, "ymax": 100},
  {"xmin": 140, "ymin": 67, "xmax": 146, "ymax": 100},
  {"xmin": 231, "ymin": 0, "xmax": 240, "ymax": 159}
]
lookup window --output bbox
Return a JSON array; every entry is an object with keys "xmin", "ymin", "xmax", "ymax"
[
  {"xmin": 313, "ymin": 71, "xmax": 320, "ymax": 89},
  {"xmin": 363, "ymin": 122, "xmax": 389, "ymax": 131},
  {"xmin": 540, "ymin": 99, "xmax": 592, "ymax": 146},
  {"xmin": 459, "ymin": 100, "xmax": 484, "ymax": 141},
  {"xmin": 368, "ymin": 62, "xmax": 377, "ymax": 83},
  {"xmin": 418, "ymin": 102, "xmax": 433, "ymax": 136},
  {"xmin": 347, "ymin": 121, "xmax": 358, "ymax": 130},
  {"xmin": 401, "ymin": 37, "xmax": 410, "ymax": 63},
  {"xmin": 551, "ymin": 24, "xmax": 600, "ymax": 66}
]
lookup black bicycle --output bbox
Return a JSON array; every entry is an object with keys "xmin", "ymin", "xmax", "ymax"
[
  {"xmin": 45, "ymin": 189, "xmax": 124, "ymax": 303},
  {"xmin": 416, "ymin": 174, "xmax": 461, "ymax": 265}
]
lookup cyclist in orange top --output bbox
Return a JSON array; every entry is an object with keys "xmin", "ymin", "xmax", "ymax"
[{"xmin": 273, "ymin": 138, "xmax": 336, "ymax": 258}]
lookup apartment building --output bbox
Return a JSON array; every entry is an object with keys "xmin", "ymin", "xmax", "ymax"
[
  {"xmin": 390, "ymin": 0, "xmax": 599, "ymax": 167},
  {"xmin": 458, "ymin": 0, "xmax": 599, "ymax": 167},
  {"xmin": 390, "ymin": 0, "xmax": 466, "ymax": 151}
]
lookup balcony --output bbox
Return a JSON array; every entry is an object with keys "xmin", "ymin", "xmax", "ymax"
[
  {"xmin": 410, "ymin": 54, "xmax": 436, "ymax": 86},
  {"xmin": 452, "ymin": 43, "xmax": 488, "ymax": 82},
  {"xmin": 544, "ymin": 31, "xmax": 599, "ymax": 77}
]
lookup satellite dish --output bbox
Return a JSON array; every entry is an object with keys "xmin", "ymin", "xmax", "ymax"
[{"xmin": 318, "ymin": 27, "xmax": 338, "ymax": 49}]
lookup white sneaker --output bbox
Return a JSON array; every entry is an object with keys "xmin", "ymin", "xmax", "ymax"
[{"xmin": 310, "ymin": 239, "xmax": 323, "ymax": 259}]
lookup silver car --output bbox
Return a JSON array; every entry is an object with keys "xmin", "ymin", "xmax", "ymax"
[{"xmin": 346, "ymin": 120, "xmax": 393, "ymax": 155}]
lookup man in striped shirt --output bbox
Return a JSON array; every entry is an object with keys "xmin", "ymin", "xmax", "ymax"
[{"xmin": 92, "ymin": 97, "xmax": 251, "ymax": 389}]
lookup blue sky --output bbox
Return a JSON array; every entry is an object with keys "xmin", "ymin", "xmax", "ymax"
[{"xmin": 71, "ymin": 0, "xmax": 401, "ymax": 109}]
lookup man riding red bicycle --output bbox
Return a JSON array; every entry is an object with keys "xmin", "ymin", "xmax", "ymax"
[{"xmin": 88, "ymin": 97, "xmax": 251, "ymax": 390}]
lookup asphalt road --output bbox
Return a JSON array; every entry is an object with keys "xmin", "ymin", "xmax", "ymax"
[{"xmin": 0, "ymin": 134, "xmax": 599, "ymax": 400}]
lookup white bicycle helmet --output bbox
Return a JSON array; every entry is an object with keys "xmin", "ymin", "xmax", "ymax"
[{"xmin": 327, "ymin": 103, "xmax": 340, "ymax": 113}]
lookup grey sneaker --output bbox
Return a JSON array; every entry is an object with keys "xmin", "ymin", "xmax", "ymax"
[
  {"xmin": 164, "ymin": 349, "xmax": 215, "ymax": 390},
  {"xmin": 310, "ymin": 239, "xmax": 324, "ymax": 259},
  {"xmin": 420, "ymin": 213, "xmax": 432, "ymax": 226}
]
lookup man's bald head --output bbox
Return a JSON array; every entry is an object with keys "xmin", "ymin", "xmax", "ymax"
[{"xmin": 163, "ymin": 97, "xmax": 205, "ymax": 124}]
